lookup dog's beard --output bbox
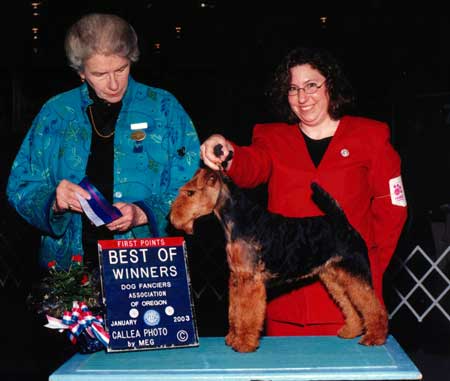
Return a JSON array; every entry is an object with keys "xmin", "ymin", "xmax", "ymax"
[{"xmin": 170, "ymin": 215, "xmax": 194, "ymax": 234}]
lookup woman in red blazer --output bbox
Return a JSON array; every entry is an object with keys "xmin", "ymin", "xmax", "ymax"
[{"xmin": 201, "ymin": 46, "xmax": 408, "ymax": 336}]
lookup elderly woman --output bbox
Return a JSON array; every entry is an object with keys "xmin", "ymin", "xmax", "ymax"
[
  {"xmin": 7, "ymin": 13, "xmax": 200, "ymax": 270},
  {"xmin": 201, "ymin": 46, "xmax": 407, "ymax": 337}
]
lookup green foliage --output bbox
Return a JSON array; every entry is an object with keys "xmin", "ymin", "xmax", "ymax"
[{"xmin": 28, "ymin": 256, "xmax": 102, "ymax": 318}]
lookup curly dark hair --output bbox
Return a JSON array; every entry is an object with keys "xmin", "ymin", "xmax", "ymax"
[{"xmin": 267, "ymin": 47, "xmax": 355, "ymax": 124}]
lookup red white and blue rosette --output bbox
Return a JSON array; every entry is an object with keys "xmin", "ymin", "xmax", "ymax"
[{"xmin": 45, "ymin": 301, "xmax": 110, "ymax": 348}]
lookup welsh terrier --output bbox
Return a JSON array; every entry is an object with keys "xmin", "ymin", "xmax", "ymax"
[{"xmin": 169, "ymin": 167, "xmax": 388, "ymax": 352}]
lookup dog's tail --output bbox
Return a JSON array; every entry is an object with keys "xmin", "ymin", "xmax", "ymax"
[
  {"xmin": 310, "ymin": 182, "xmax": 371, "ymax": 284},
  {"xmin": 310, "ymin": 182, "xmax": 346, "ymax": 221}
]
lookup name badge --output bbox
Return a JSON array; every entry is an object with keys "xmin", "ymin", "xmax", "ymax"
[{"xmin": 130, "ymin": 122, "xmax": 148, "ymax": 130}]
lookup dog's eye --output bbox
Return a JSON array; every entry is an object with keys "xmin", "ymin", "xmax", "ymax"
[{"xmin": 186, "ymin": 190, "xmax": 195, "ymax": 197}]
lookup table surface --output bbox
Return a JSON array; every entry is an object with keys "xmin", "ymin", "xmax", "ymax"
[{"xmin": 49, "ymin": 335, "xmax": 422, "ymax": 381}]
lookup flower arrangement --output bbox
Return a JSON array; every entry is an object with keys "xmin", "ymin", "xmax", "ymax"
[
  {"xmin": 27, "ymin": 255, "xmax": 103, "ymax": 318},
  {"xmin": 27, "ymin": 255, "xmax": 108, "ymax": 353}
]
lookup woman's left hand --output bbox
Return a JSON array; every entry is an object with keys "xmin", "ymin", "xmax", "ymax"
[{"xmin": 105, "ymin": 202, "xmax": 148, "ymax": 232}]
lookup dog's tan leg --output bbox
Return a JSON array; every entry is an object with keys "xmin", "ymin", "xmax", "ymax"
[
  {"xmin": 231, "ymin": 272, "xmax": 266, "ymax": 352},
  {"xmin": 225, "ymin": 272, "xmax": 238, "ymax": 348},
  {"xmin": 320, "ymin": 269, "xmax": 364, "ymax": 339},
  {"xmin": 225, "ymin": 241, "xmax": 266, "ymax": 352},
  {"xmin": 333, "ymin": 267, "xmax": 388, "ymax": 345}
]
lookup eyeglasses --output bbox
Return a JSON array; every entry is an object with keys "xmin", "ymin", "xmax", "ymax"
[{"xmin": 287, "ymin": 80, "xmax": 326, "ymax": 96}]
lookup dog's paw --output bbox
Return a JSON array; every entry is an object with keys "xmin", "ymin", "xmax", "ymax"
[
  {"xmin": 226, "ymin": 335, "xmax": 257, "ymax": 352},
  {"xmin": 358, "ymin": 333, "xmax": 387, "ymax": 346},
  {"xmin": 231, "ymin": 335, "xmax": 260, "ymax": 353},
  {"xmin": 225, "ymin": 332, "xmax": 236, "ymax": 347},
  {"xmin": 232, "ymin": 341, "xmax": 259, "ymax": 353},
  {"xmin": 338, "ymin": 323, "xmax": 364, "ymax": 339}
]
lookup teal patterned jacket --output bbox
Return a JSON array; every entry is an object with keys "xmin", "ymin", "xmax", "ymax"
[{"xmin": 6, "ymin": 77, "xmax": 200, "ymax": 269}]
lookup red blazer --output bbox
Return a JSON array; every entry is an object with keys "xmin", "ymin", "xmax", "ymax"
[{"xmin": 227, "ymin": 115, "xmax": 407, "ymax": 328}]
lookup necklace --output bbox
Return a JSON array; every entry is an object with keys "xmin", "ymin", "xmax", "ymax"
[{"xmin": 88, "ymin": 106, "xmax": 115, "ymax": 138}]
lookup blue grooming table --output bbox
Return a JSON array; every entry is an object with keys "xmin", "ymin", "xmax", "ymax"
[{"xmin": 49, "ymin": 335, "xmax": 422, "ymax": 380}]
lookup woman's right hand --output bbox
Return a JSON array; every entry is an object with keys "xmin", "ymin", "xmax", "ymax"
[
  {"xmin": 53, "ymin": 179, "xmax": 91, "ymax": 213},
  {"xmin": 200, "ymin": 134, "xmax": 234, "ymax": 170}
]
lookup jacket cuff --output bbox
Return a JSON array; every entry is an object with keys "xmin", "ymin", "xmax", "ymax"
[
  {"xmin": 47, "ymin": 194, "xmax": 71, "ymax": 236},
  {"xmin": 133, "ymin": 200, "xmax": 159, "ymax": 237}
]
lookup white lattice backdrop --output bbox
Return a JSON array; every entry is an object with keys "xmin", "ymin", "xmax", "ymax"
[{"xmin": 389, "ymin": 245, "xmax": 450, "ymax": 322}]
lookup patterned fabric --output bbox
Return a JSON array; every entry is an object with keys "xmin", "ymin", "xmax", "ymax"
[{"xmin": 6, "ymin": 77, "xmax": 200, "ymax": 269}]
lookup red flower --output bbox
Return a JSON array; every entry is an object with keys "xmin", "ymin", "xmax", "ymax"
[
  {"xmin": 71, "ymin": 255, "xmax": 83, "ymax": 265},
  {"xmin": 47, "ymin": 260, "xmax": 57, "ymax": 269}
]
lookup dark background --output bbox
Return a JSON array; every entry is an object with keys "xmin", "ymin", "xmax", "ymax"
[{"xmin": 1, "ymin": 1, "xmax": 449, "ymax": 380}]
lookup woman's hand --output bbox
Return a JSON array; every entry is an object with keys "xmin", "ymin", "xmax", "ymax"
[
  {"xmin": 106, "ymin": 202, "xmax": 147, "ymax": 232},
  {"xmin": 200, "ymin": 134, "xmax": 234, "ymax": 170},
  {"xmin": 53, "ymin": 179, "xmax": 91, "ymax": 213}
]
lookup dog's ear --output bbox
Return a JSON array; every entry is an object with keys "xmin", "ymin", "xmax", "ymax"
[
  {"xmin": 197, "ymin": 168, "xmax": 220, "ymax": 188},
  {"xmin": 205, "ymin": 170, "xmax": 220, "ymax": 186}
]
